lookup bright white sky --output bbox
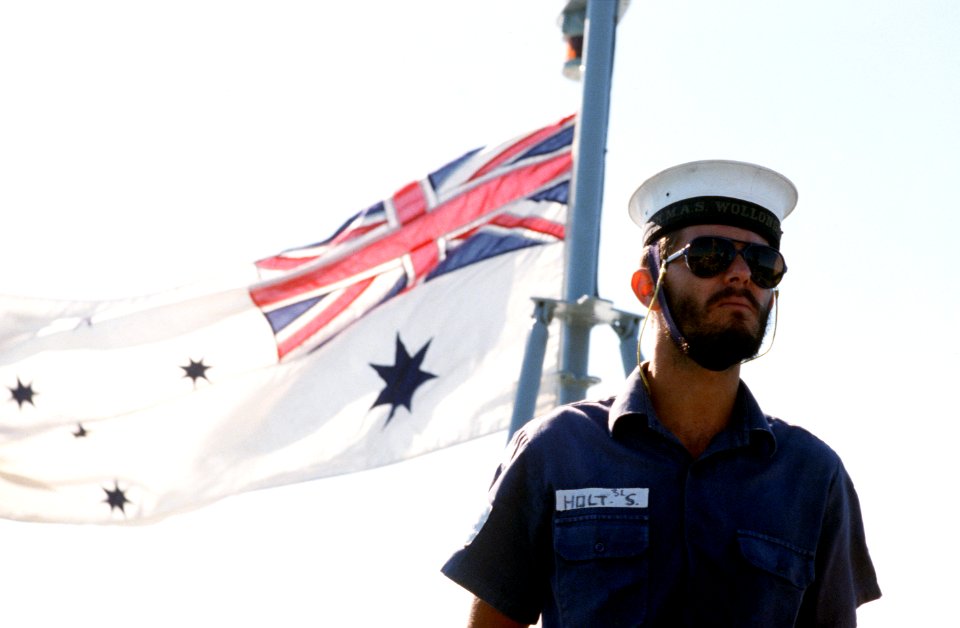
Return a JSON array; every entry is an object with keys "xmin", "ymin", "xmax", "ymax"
[{"xmin": 2, "ymin": 1, "xmax": 958, "ymax": 625}]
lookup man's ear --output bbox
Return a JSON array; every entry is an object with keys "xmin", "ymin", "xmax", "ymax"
[{"xmin": 631, "ymin": 268, "xmax": 658, "ymax": 309}]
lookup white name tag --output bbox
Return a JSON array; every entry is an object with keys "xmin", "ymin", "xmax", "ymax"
[{"xmin": 555, "ymin": 487, "xmax": 649, "ymax": 511}]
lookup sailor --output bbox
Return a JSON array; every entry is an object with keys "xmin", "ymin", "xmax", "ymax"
[{"xmin": 442, "ymin": 160, "xmax": 881, "ymax": 627}]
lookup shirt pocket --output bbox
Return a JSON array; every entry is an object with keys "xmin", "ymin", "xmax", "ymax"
[
  {"xmin": 554, "ymin": 512, "xmax": 649, "ymax": 626},
  {"xmin": 735, "ymin": 529, "xmax": 815, "ymax": 625}
]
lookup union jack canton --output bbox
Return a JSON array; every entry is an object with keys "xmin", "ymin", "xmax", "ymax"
[{"xmin": 251, "ymin": 114, "xmax": 575, "ymax": 360}]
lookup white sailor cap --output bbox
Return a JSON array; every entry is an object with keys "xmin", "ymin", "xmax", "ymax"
[{"xmin": 628, "ymin": 160, "xmax": 798, "ymax": 249}]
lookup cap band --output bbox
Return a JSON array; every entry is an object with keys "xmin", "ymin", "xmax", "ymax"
[{"xmin": 641, "ymin": 196, "xmax": 783, "ymax": 248}]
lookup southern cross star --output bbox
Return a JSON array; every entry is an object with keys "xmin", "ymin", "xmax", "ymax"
[{"xmin": 8, "ymin": 378, "xmax": 37, "ymax": 409}]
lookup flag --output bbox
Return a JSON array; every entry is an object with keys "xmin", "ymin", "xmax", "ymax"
[{"xmin": 0, "ymin": 115, "xmax": 573, "ymax": 524}]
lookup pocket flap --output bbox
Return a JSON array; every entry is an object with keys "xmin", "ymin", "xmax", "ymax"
[
  {"xmin": 555, "ymin": 514, "xmax": 649, "ymax": 561},
  {"xmin": 737, "ymin": 530, "xmax": 815, "ymax": 589}
]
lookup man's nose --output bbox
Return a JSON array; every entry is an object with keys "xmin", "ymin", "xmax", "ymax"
[{"xmin": 724, "ymin": 250, "xmax": 753, "ymax": 283}]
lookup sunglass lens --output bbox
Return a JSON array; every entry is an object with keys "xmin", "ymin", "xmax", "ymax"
[
  {"xmin": 685, "ymin": 237, "xmax": 736, "ymax": 278},
  {"xmin": 743, "ymin": 246, "xmax": 786, "ymax": 289}
]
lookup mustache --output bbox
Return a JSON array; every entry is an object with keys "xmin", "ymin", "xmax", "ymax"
[{"xmin": 706, "ymin": 286, "xmax": 762, "ymax": 311}]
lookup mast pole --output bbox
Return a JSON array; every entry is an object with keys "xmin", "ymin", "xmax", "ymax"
[{"xmin": 558, "ymin": 0, "xmax": 619, "ymax": 404}]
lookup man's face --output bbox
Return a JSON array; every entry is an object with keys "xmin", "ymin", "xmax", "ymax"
[{"xmin": 660, "ymin": 224, "xmax": 776, "ymax": 371}]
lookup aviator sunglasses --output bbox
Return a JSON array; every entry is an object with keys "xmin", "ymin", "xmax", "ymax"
[{"xmin": 663, "ymin": 236, "xmax": 787, "ymax": 289}]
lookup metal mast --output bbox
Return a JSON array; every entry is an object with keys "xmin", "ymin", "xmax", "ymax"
[{"xmin": 509, "ymin": 0, "xmax": 641, "ymax": 437}]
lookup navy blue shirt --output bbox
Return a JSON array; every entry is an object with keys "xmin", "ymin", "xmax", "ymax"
[{"xmin": 442, "ymin": 369, "xmax": 880, "ymax": 626}]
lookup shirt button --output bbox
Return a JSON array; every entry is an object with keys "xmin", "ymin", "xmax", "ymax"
[{"xmin": 594, "ymin": 542, "xmax": 605, "ymax": 554}]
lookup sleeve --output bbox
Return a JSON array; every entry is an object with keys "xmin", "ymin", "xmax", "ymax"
[
  {"xmin": 796, "ymin": 460, "xmax": 882, "ymax": 627},
  {"xmin": 441, "ymin": 427, "xmax": 551, "ymax": 626}
]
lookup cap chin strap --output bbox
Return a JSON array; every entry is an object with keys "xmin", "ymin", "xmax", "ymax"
[
  {"xmin": 635, "ymin": 245, "xmax": 780, "ymax": 370},
  {"xmin": 741, "ymin": 289, "xmax": 779, "ymax": 365},
  {"xmin": 636, "ymin": 245, "xmax": 688, "ymax": 359}
]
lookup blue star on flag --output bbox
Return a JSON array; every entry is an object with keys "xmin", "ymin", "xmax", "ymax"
[
  {"xmin": 180, "ymin": 359, "xmax": 211, "ymax": 386},
  {"xmin": 8, "ymin": 378, "xmax": 37, "ymax": 409},
  {"xmin": 103, "ymin": 481, "xmax": 131, "ymax": 514},
  {"xmin": 370, "ymin": 334, "xmax": 437, "ymax": 425}
]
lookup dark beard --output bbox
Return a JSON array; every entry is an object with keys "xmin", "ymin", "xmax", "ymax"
[{"xmin": 665, "ymin": 286, "xmax": 771, "ymax": 371}]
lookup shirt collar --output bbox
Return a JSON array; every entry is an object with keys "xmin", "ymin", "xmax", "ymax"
[{"xmin": 609, "ymin": 366, "xmax": 777, "ymax": 456}]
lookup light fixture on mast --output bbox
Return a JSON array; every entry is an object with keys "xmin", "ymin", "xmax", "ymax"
[{"xmin": 560, "ymin": 0, "xmax": 631, "ymax": 81}]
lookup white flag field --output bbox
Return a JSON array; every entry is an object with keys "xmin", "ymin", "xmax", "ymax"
[{"xmin": 0, "ymin": 115, "xmax": 574, "ymax": 524}]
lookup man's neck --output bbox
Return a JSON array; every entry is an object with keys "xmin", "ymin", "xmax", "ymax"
[{"xmin": 644, "ymin": 343, "xmax": 741, "ymax": 459}]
